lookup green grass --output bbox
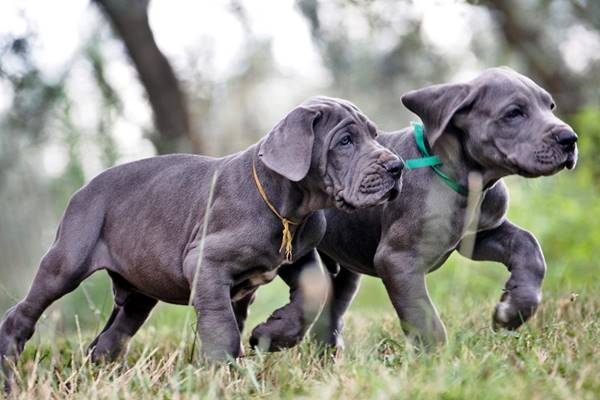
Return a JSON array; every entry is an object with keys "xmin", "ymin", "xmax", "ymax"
[{"xmin": 6, "ymin": 265, "xmax": 600, "ymax": 399}]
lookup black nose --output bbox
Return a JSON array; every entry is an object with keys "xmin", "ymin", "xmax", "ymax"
[
  {"xmin": 555, "ymin": 129, "xmax": 578, "ymax": 150},
  {"xmin": 384, "ymin": 159, "xmax": 404, "ymax": 179}
]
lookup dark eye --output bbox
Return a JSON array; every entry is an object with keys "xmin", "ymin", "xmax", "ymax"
[
  {"xmin": 550, "ymin": 102, "xmax": 556, "ymax": 110},
  {"xmin": 503, "ymin": 108, "xmax": 525, "ymax": 120},
  {"xmin": 338, "ymin": 134, "xmax": 353, "ymax": 146}
]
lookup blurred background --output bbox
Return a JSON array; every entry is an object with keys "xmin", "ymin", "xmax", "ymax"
[{"xmin": 0, "ymin": 0, "xmax": 599, "ymax": 337}]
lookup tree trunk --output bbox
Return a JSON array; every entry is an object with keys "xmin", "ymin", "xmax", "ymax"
[{"xmin": 94, "ymin": 0, "xmax": 202, "ymax": 154}]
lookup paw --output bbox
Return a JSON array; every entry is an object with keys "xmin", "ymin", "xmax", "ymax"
[
  {"xmin": 317, "ymin": 333, "xmax": 345, "ymax": 354},
  {"xmin": 401, "ymin": 323, "xmax": 448, "ymax": 351},
  {"xmin": 0, "ymin": 335, "xmax": 20, "ymax": 389},
  {"xmin": 201, "ymin": 341, "xmax": 242, "ymax": 363},
  {"xmin": 308, "ymin": 320, "xmax": 347, "ymax": 355},
  {"xmin": 89, "ymin": 345, "xmax": 122, "ymax": 364},
  {"xmin": 493, "ymin": 288, "xmax": 541, "ymax": 330},
  {"xmin": 250, "ymin": 314, "xmax": 306, "ymax": 352},
  {"xmin": 0, "ymin": 346, "xmax": 15, "ymax": 394},
  {"xmin": 88, "ymin": 333, "xmax": 127, "ymax": 364},
  {"xmin": 2, "ymin": 372, "xmax": 13, "ymax": 395}
]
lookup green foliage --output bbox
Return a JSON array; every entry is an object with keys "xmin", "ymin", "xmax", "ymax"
[
  {"xmin": 10, "ymin": 292, "xmax": 600, "ymax": 399},
  {"xmin": 572, "ymin": 107, "xmax": 600, "ymax": 181}
]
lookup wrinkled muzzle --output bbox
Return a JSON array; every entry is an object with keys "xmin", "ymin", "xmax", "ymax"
[
  {"xmin": 514, "ymin": 127, "xmax": 579, "ymax": 177},
  {"xmin": 335, "ymin": 151, "xmax": 403, "ymax": 211}
]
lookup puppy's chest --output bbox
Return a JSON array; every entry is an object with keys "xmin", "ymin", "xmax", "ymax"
[
  {"xmin": 415, "ymin": 193, "xmax": 488, "ymax": 262},
  {"xmin": 231, "ymin": 212, "xmax": 326, "ymax": 302},
  {"xmin": 417, "ymin": 206, "xmax": 472, "ymax": 256},
  {"xmin": 268, "ymin": 211, "xmax": 326, "ymax": 262}
]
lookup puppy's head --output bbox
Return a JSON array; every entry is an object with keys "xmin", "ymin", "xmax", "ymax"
[
  {"xmin": 402, "ymin": 67, "xmax": 578, "ymax": 178},
  {"xmin": 259, "ymin": 96, "xmax": 402, "ymax": 211}
]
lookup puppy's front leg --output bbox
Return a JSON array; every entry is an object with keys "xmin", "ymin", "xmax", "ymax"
[
  {"xmin": 375, "ymin": 249, "xmax": 447, "ymax": 349},
  {"xmin": 250, "ymin": 251, "xmax": 323, "ymax": 351},
  {"xmin": 191, "ymin": 262, "xmax": 241, "ymax": 361},
  {"xmin": 309, "ymin": 266, "xmax": 361, "ymax": 351},
  {"xmin": 459, "ymin": 219, "xmax": 546, "ymax": 330}
]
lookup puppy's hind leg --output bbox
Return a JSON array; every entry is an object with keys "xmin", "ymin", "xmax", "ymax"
[
  {"xmin": 88, "ymin": 275, "xmax": 157, "ymax": 363},
  {"xmin": 0, "ymin": 193, "xmax": 104, "ymax": 391}
]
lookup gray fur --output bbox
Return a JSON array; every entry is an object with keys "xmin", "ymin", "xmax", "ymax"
[
  {"xmin": 250, "ymin": 67, "xmax": 579, "ymax": 351},
  {"xmin": 0, "ymin": 96, "xmax": 402, "ymax": 391}
]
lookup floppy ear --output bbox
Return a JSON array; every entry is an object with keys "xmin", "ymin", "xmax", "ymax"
[
  {"xmin": 401, "ymin": 83, "xmax": 474, "ymax": 146},
  {"xmin": 259, "ymin": 106, "xmax": 321, "ymax": 182}
]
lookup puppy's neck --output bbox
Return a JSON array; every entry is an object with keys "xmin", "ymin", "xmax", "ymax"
[
  {"xmin": 252, "ymin": 153, "xmax": 320, "ymax": 223},
  {"xmin": 432, "ymin": 132, "xmax": 502, "ymax": 192}
]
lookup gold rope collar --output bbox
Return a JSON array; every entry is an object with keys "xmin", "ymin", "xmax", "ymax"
[{"xmin": 252, "ymin": 159, "xmax": 301, "ymax": 262}]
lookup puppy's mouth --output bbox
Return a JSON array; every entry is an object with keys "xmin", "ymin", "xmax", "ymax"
[
  {"xmin": 516, "ymin": 144, "xmax": 578, "ymax": 177},
  {"xmin": 386, "ymin": 186, "xmax": 400, "ymax": 201},
  {"xmin": 545, "ymin": 146, "xmax": 578, "ymax": 174},
  {"xmin": 562, "ymin": 150, "xmax": 577, "ymax": 170},
  {"xmin": 335, "ymin": 192, "xmax": 357, "ymax": 212},
  {"xmin": 335, "ymin": 173, "xmax": 401, "ymax": 212}
]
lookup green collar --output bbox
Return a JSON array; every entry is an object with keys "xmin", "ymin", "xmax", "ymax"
[{"xmin": 404, "ymin": 122, "xmax": 469, "ymax": 196}]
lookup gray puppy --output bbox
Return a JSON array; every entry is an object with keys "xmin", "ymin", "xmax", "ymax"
[
  {"xmin": 250, "ymin": 68, "xmax": 578, "ymax": 351},
  {"xmin": 0, "ymin": 96, "xmax": 403, "ymax": 389}
]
